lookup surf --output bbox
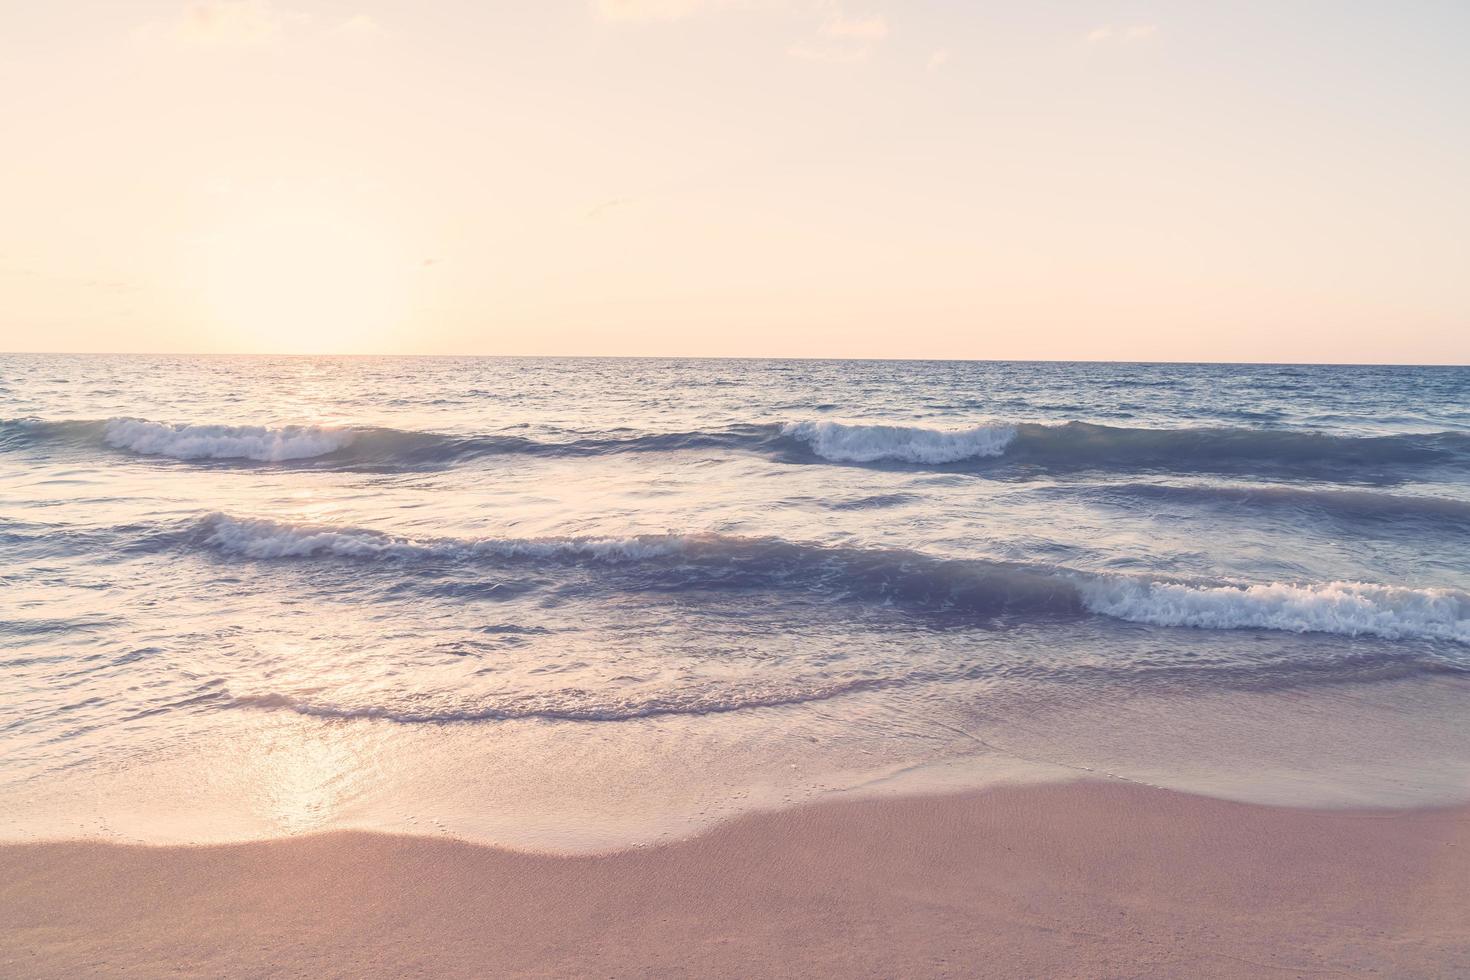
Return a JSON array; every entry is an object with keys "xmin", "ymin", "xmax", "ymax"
[{"xmin": 169, "ymin": 513, "xmax": 1470, "ymax": 646}]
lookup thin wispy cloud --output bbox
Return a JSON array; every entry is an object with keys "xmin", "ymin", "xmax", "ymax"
[
  {"xmin": 820, "ymin": 13, "xmax": 887, "ymax": 40},
  {"xmin": 791, "ymin": 6, "xmax": 888, "ymax": 63},
  {"xmin": 334, "ymin": 14, "xmax": 389, "ymax": 41},
  {"xmin": 786, "ymin": 42, "xmax": 870, "ymax": 64},
  {"xmin": 1086, "ymin": 23, "xmax": 1159, "ymax": 45},
  {"xmin": 151, "ymin": 1, "xmax": 302, "ymax": 46}
]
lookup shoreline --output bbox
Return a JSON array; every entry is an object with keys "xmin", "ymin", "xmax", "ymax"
[
  {"xmin": 4, "ymin": 780, "xmax": 1466, "ymax": 978},
  {"xmin": 8, "ymin": 672, "xmax": 1468, "ymax": 854}
]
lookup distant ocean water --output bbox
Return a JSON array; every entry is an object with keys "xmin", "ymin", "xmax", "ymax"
[{"xmin": 3, "ymin": 355, "xmax": 1469, "ymax": 845}]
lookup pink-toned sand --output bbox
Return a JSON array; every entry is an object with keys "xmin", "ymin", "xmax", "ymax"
[{"xmin": 2, "ymin": 781, "xmax": 1466, "ymax": 978}]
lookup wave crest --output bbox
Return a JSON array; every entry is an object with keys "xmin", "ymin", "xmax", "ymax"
[
  {"xmin": 197, "ymin": 513, "xmax": 688, "ymax": 562},
  {"xmin": 1, "ymin": 416, "xmax": 774, "ymax": 469},
  {"xmin": 102, "ymin": 419, "xmax": 356, "ymax": 462},
  {"xmin": 1080, "ymin": 578, "xmax": 1470, "ymax": 645},
  {"xmin": 781, "ymin": 420, "xmax": 1016, "ymax": 463},
  {"xmin": 776, "ymin": 419, "xmax": 1470, "ymax": 476}
]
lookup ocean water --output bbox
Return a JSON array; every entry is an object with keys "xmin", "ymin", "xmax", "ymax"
[{"xmin": 3, "ymin": 355, "xmax": 1469, "ymax": 847}]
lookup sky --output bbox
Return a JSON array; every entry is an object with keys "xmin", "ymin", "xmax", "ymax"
[{"xmin": 1, "ymin": 1, "xmax": 1467, "ymax": 362}]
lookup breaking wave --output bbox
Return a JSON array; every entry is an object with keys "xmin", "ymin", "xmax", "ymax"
[
  {"xmin": 195, "ymin": 513, "xmax": 686, "ymax": 562},
  {"xmin": 779, "ymin": 419, "xmax": 1470, "ymax": 476},
  {"xmin": 779, "ymin": 420, "xmax": 1016, "ymax": 464},
  {"xmin": 6, "ymin": 415, "xmax": 1468, "ymax": 478},
  {"xmin": 100, "ymin": 419, "xmax": 356, "ymax": 462},
  {"xmin": 1, "ymin": 417, "xmax": 383, "ymax": 463},
  {"xmin": 173, "ymin": 514, "xmax": 1470, "ymax": 645},
  {"xmin": 0, "ymin": 417, "xmax": 770, "ymax": 469},
  {"xmin": 1080, "ymin": 578, "xmax": 1470, "ymax": 645}
]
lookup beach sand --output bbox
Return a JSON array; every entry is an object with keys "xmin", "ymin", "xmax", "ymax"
[{"xmin": 2, "ymin": 781, "xmax": 1466, "ymax": 978}]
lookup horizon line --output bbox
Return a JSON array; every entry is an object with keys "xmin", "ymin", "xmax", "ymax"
[{"xmin": 2, "ymin": 350, "xmax": 1468, "ymax": 369}]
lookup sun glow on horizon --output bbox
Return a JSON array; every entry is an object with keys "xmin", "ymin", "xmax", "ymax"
[{"xmin": 2, "ymin": 3, "xmax": 1468, "ymax": 361}]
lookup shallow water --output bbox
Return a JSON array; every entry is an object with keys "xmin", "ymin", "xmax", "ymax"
[{"xmin": 3, "ymin": 355, "xmax": 1468, "ymax": 847}]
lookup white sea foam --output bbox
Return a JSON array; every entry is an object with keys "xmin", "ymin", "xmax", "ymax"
[
  {"xmin": 200, "ymin": 514, "xmax": 687, "ymax": 562},
  {"xmin": 1081, "ymin": 577, "xmax": 1470, "ymax": 645},
  {"xmin": 103, "ymin": 419, "xmax": 355, "ymax": 462},
  {"xmin": 782, "ymin": 420, "xmax": 1016, "ymax": 464},
  {"xmin": 228, "ymin": 677, "xmax": 887, "ymax": 723}
]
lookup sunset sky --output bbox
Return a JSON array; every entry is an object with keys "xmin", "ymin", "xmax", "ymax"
[{"xmin": 2, "ymin": 1, "xmax": 1467, "ymax": 361}]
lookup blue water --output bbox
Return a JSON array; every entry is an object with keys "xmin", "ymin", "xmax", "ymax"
[{"xmin": 3, "ymin": 355, "xmax": 1469, "ymax": 842}]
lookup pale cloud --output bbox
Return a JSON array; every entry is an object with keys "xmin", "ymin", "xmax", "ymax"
[
  {"xmin": 786, "ymin": 42, "xmax": 870, "ymax": 64},
  {"xmin": 334, "ymin": 14, "xmax": 388, "ymax": 41},
  {"xmin": 926, "ymin": 47, "xmax": 949, "ymax": 71},
  {"xmin": 1086, "ymin": 23, "xmax": 1159, "ymax": 45},
  {"xmin": 820, "ymin": 13, "xmax": 887, "ymax": 40},
  {"xmin": 793, "ymin": 6, "xmax": 887, "ymax": 63}
]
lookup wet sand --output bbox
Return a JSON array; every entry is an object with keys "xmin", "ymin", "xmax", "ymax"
[{"xmin": 2, "ymin": 781, "xmax": 1466, "ymax": 978}]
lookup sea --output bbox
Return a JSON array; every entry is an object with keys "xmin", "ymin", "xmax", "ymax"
[{"xmin": 3, "ymin": 355, "xmax": 1468, "ymax": 848}]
